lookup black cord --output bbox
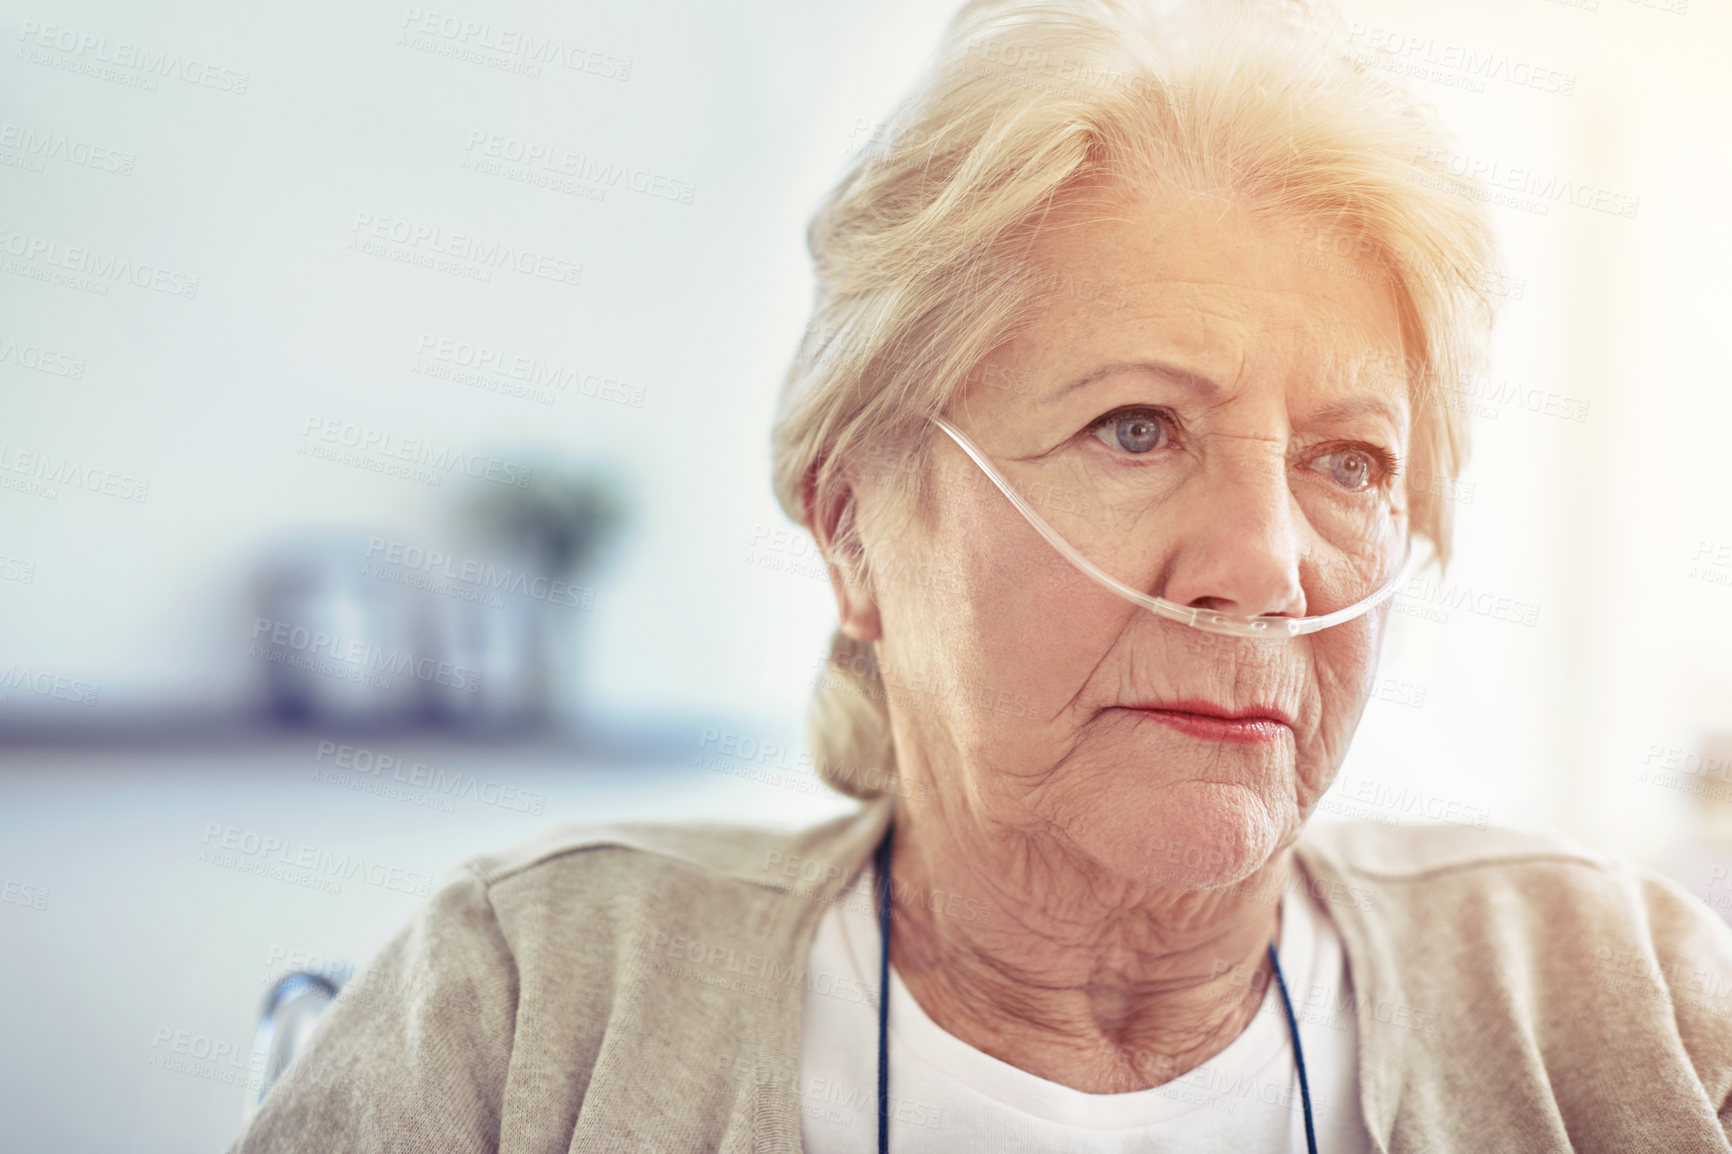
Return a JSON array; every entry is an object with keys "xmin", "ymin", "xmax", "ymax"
[
  {"xmin": 1269, "ymin": 939, "xmax": 1320, "ymax": 1154},
  {"xmin": 874, "ymin": 821, "xmax": 895, "ymax": 1154}
]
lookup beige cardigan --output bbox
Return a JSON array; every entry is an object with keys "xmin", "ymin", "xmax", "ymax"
[{"xmin": 229, "ymin": 796, "xmax": 1732, "ymax": 1152}]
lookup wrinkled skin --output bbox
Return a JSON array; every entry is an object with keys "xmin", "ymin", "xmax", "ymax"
[{"xmin": 811, "ymin": 181, "xmax": 1409, "ymax": 1091}]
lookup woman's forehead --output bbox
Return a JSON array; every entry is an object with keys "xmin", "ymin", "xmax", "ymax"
[
  {"xmin": 987, "ymin": 187, "xmax": 1413, "ymax": 424},
  {"xmin": 1026, "ymin": 188, "xmax": 1403, "ymax": 338}
]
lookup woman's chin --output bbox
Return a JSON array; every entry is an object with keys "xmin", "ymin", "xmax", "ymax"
[{"xmin": 1067, "ymin": 779, "xmax": 1289, "ymax": 891}]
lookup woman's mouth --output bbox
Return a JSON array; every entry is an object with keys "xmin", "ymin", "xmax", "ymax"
[{"xmin": 1116, "ymin": 699, "xmax": 1294, "ymax": 744}]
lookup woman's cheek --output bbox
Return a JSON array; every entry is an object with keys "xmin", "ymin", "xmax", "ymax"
[{"xmin": 1308, "ymin": 652, "xmax": 1381, "ymax": 790}]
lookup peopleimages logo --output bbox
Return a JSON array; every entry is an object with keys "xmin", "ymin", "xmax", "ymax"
[
  {"xmin": 1, "ymin": 876, "xmax": 50, "ymax": 911},
  {"xmin": 363, "ymin": 536, "xmax": 596, "ymax": 610},
  {"xmin": 462, "ymin": 131, "xmax": 696, "ymax": 204},
  {"xmin": 347, "ymin": 211, "xmax": 583, "ymax": 287},
  {"xmin": 1395, "ymin": 576, "xmax": 1541, "ymax": 628},
  {"xmin": 413, "ymin": 334, "xmax": 645, "ymax": 408},
  {"xmin": 0, "ymin": 226, "xmax": 200, "ymax": 297},
  {"xmin": 0, "ymin": 122, "xmax": 135, "ymax": 175},
  {"xmin": 1328, "ymin": 775, "xmax": 1490, "ymax": 829},
  {"xmin": 0, "ymin": 334, "xmax": 86, "ymax": 379},
  {"xmin": 1346, "ymin": 24, "xmax": 1576, "ymax": 97},
  {"xmin": 0, "ymin": 443, "xmax": 149, "ymax": 502},
  {"xmin": 398, "ymin": 8, "xmax": 632, "ymax": 81},
  {"xmin": 15, "ymin": 20, "xmax": 251, "ymax": 94},
  {"xmin": 313, "ymin": 740, "xmax": 548, "ymax": 815},
  {"xmin": 299, "ymin": 417, "xmax": 534, "ymax": 488},
  {"xmin": 1411, "ymin": 147, "xmax": 1640, "ymax": 220},
  {"xmin": 197, "ymin": 823, "xmax": 434, "ymax": 896},
  {"xmin": 0, "ymin": 663, "xmax": 100, "ymax": 706},
  {"xmin": 249, "ymin": 617, "xmax": 481, "ymax": 691}
]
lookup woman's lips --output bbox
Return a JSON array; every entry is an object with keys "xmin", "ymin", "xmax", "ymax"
[{"xmin": 1116, "ymin": 700, "xmax": 1293, "ymax": 745}]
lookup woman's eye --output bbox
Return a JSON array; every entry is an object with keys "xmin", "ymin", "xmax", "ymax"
[
  {"xmin": 1311, "ymin": 447, "xmax": 1386, "ymax": 492},
  {"xmin": 1090, "ymin": 410, "xmax": 1170, "ymax": 455}
]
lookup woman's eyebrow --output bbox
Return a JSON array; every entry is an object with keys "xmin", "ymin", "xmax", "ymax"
[
  {"xmin": 1044, "ymin": 360, "xmax": 1224, "ymax": 406},
  {"xmin": 1043, "ymin": 361, "xmax": 1405, "ymax": 429},
  {"xmin": 1300, "ymin": 394, "xmax": 1407, "ymax": 428}
]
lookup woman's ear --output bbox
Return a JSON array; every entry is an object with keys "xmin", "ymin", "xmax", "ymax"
[{"xmin": 801, "ymin": 460, "xmax": 882, "ymax": 643}]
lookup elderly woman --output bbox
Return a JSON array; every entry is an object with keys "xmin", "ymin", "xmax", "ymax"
[{"xmin": 232, "ymin": 1, "xmax": 1732, "ymax": 1151}]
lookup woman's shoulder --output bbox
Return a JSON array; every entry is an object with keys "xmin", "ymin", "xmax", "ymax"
[
  {"xmin": 1295, "ymin": 821, "xmax": 1732, "ymax": 1139},
  {"xmin": 229, "ymin": 802, "xmax": 890, "ymax": 1152},
  {"xmin": 454, "ymin": 799, "xmax": 889, "ymax": 909},
  {"xmin": 1298, "ymin": 817, "xmax": 1732, "ymax": 1028},
  {"xmin": 1296, "ymin": 817, "xmax": 1728, "ymax": 936},
  {"xmin": 1297, "ymin": 816, "xmax": 1606, "ymax": 876}
]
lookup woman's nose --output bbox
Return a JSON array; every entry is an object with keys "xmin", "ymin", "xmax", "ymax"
[{"xmin": 1155, "ymin": 440, "xmax": 1308, "ymax": 620}]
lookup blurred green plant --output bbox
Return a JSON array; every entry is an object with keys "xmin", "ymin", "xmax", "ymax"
[{"xmin": 458, "ymin": 459, "xmax": 631, "ymax": 580}]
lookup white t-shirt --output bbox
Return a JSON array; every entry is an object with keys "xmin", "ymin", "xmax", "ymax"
[{"xmin": 798, "ymin": 864, "xmax": 1374, "ymax": 1153}]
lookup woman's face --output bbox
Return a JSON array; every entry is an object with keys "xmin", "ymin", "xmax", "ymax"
[{"xmin": 851, "ymin": 182, "xmax": 1412, "ymax": 891}]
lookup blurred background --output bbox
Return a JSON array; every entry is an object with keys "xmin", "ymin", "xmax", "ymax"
[{"xmin": 2, "ymin": 0, "xmax": 1729, "ymax": 1149}]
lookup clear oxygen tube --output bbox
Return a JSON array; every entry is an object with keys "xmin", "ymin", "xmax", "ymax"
[{"xmin": 930, "ymin": 415, "xmax": 1415, "ymax": 639}]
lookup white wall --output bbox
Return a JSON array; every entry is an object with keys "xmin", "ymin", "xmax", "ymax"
[{"xmin": 3, "ymin": 0, "xmax": 1729, "ymax": 860}]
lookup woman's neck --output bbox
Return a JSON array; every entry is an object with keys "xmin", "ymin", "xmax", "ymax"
[{"xmin": 883, "ymin": 810, "xmax": 1288, "ymax": 1094}]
